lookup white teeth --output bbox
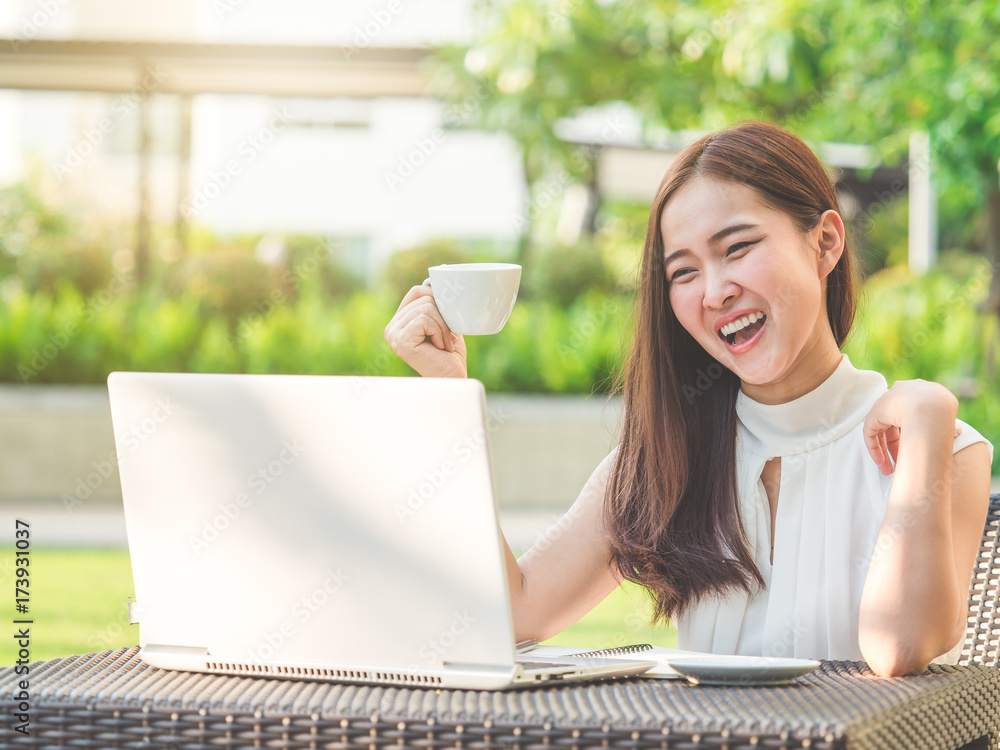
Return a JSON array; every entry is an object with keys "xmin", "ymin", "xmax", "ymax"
[{"xmin": 721, "ymin": 312, "xmax": 764, "ymax": 337}]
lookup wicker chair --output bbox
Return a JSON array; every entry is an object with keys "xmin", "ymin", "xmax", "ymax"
[{"xmin": 960, "ymin": 492, "xmax": 1000, "ymax": 667}]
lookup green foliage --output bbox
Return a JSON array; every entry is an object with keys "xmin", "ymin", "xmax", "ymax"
[
  {"xmin": 811, "ymin": 0, "xmax": 1000, "ymax": 178},
  {"xmin": 523, "ymin": 239, "xmax": 615, "ymax": 306},
  {"xmin": 432, "ymin": 0, "xmax": 829, "ymax": 179},
  {"xmin": 165, "ymin": 246, "xmax": 277, "ymax": 328},
  {"xmin": 467, "ymin": 292, "xmax": 632, "ymax": 394},
  {"xmin": 378, "ymin": 239, "xmax": 484, "ymax": 299},
  {"xmin": 4, "ymin": 253, "xmax": 998, "ymax": 454},
  {"xmin": 0, "ymin": 179, "xmax": 71, "ymax": 276},
  {"xmin": 851, "ymin": 193, "xmax": 910, "ymax": 275},
  {"xmin": 800, "ymin": 0, "xmax": 1000, "ymax": 258},
  {"xmin": 595, "ymin": 199, "xmax": 648, "ymax": 291},
  {"xmin": 0, "ymin": 176, "xmax": 120, "ymax": 297},
  {"xmin": 431, "ymin": 0, "xmax": 833, "ymax": 186},
  {"xmin": 1, "ymin": 288, "xmax": 207, "ymax": 383},
  {"xmin": 283, "ymin": 235, "xmax": 365, "ymax": 301},
  {"xmin": 432, "ymin": 0, "xmax": 1000, "ymax": 277},
  {"xmin": 0, "ymin": 280, "xmax": 633, "ymax": 394},
  {"xmin": 15, "ymin": 240, "xmax": 115, "ymax": 299}
]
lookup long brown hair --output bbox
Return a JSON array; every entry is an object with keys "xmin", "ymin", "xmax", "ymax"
[{"xmin": 605, "ymin": 121, "xmax": 857, "ymax": 620}]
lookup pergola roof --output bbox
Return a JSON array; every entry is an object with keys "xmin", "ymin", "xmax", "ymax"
[{"xmin": 0, "ymin": 39, "xmax": 432, "ymax": 97}]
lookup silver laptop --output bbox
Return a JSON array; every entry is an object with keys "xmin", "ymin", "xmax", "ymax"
[{"xmin": 107, "ymin": 371, "xmax": 654, "ymax": 690}]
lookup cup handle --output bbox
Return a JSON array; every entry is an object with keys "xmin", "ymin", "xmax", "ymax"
[{"xmin": 422, "ymin": 278, "xmax": 432, "ymax": 287}]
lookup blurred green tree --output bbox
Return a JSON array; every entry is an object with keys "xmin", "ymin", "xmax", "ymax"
[
  {"xmin": 431, "ymin": 0, "xmax": 999, "ymax": 309},
  {"xmin": 802, "ymin": 0, "xmax": 1000, "ymax": 315},
  {"xmin": 430, "ymin": 0, "xmax": 835, "ymax": 263}
]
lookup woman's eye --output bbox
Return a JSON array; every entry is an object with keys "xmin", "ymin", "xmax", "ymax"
[
  {"xmin": 669, "ymin": 268, "xmax": 695, "ymax": 282},
  {"xmin": 727, "ymin": 239, "xmax": 760, "ymax": 256}
]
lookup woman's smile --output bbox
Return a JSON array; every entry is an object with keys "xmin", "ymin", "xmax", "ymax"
[{"xmin": 716, "ymin": 310, "xmax": 767, "ymax": 350}]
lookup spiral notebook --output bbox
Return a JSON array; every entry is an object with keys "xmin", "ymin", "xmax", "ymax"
[
  {"xmin": 527, "ymin": 643, "xmax": 693, "ymax": 679},
  {"xmin": 573, "ymin": 644, "xmax": 657, "ymax": 658}
]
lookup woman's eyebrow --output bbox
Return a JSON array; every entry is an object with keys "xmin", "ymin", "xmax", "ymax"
[
  {"xmin": 709, "ymin": 223, "xmax": 758, "ymax": 243},
  {"xmin": 663, "ymin": 223, "xmax": 759, "ymax": 263},
  {"xmin": 663, "ymin": 248, "xmax": 691, "ymax": 267}
]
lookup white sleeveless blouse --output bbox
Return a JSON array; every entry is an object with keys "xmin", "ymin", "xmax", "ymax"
[{"xmin": 673, "ymin": 354, "xmax": 993, "ymax": 663}]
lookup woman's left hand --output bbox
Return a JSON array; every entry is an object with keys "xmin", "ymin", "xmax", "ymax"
[
  {"xmin": 863, "ymin": 379, "xmax": 960, "ymax": 476},
  {"xmin": 859, "ymin": 378, "xmax": 990, "ymax": 677}
]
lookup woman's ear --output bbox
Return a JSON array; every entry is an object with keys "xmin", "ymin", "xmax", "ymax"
[{"xmin": 815, "ymin": 209, "xmax": 846, "ymax": 279}]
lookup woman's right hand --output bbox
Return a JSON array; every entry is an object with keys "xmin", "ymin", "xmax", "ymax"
[{"xmin": 384, "ymin": 282, "xmax": 468, "ymax": 379}]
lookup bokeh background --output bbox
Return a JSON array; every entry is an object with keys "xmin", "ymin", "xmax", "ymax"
[{"xmin": 1, "ymin": 0, "xmax": 998, "ymax": 664}]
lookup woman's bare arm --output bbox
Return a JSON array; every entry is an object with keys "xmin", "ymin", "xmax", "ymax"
[
  {"xmin": 385, "ymin": 284, "xmax": 621, "ymax": 641},
  {"xmin": 859, "ymin": 380, "xmax": 992, "ymax": 676},
  {"xmin": 503, "ymin": 451, "xmax": 623, "ymax": 642}
]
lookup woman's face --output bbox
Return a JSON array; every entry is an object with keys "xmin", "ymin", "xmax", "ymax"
[{"xmin": 660, "ymin": 176, "xmax": 843, "ymax": 402}]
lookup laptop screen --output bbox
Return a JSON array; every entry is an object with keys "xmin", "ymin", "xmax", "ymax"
[{"xmin": 109, "ymin": 372, "xmax": 516, "ymax": 673}]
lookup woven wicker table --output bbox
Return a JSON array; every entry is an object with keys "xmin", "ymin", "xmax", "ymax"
[{"xmin": 1, "ymin": 647, "xmax": 998, "ymax": 749}]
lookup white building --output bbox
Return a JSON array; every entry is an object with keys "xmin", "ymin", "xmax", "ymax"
[{"xmin": 0, "ymin": 0, "xmax": 527, "ymax": 278}]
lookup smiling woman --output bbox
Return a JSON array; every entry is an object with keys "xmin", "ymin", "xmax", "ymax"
[
  {"xmin": 384, "ymin": 121, "xmax": 994, "ymax": 678},
  {"xmin": 607, "ymin": 122, "xmax": 992, "ymax": 676}
]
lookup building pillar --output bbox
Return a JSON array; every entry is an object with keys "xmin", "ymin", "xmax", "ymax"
[
  {"xmin": 136, "ymin": 88, "xmax": 151, "ymax": 284},
  {"xmin": 176, "ymin": 94, "xmax": 192, "ymax": 255},
  {"xmin": 908, "ymin": 130, "xmax": 937, "ymax": 275}
]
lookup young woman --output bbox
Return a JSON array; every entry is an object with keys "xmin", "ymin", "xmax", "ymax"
[{"xmin": 384, "ymin": 121, "xmax": 993, "ymax": 677}]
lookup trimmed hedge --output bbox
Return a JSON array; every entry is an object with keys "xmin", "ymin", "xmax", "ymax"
[{"xmin": 2, "ymin": 254, "xmax": 997, "ymax": 452}]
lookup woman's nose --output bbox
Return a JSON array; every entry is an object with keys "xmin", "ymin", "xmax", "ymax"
[{"xmin": 702, "ymin": 268, "xmax": 739, "ymax": 309}]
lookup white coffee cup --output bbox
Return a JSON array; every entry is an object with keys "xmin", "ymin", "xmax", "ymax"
[{"xmin": 426, "ymin": 263, "xmax": 522, "ymax": 335}]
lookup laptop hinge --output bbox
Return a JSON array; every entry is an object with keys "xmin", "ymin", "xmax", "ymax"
[
  {"xmin": 138, "ymin": 644, "xmax": 211, "ymax": 671},
  {"xmin": 442, "ymin": 662, "xmax": 516, "ymax": 676},
  {"xmin": 142, "ymin": 644, "xmax": 211, "ymax": 657}
]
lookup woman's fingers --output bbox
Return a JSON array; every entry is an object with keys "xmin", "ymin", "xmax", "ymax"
[
  {"xmin": 387, "ymin": 305, "xmax": 452, "ymax": 354},
  {"xmin": 884, "ymin": 425, "xmax": 901, "ymax": 465},
  {"xmin": 385, "ymin": 286, "xmax": 455, "ymax": 353},
  {"xmin": 863, "ymin": 381, "xmax": 962, "ymax": 477},
  {"xmin": 393, "ymin": 282, "xmax": 433, "ymax": 314},
  {"xmin": 864, "ymin": 414, "xmax": 894, "ymax": 476},
  {"xmin": 879, "ymin": 430, "xmax": 897, "ymax": 474}
]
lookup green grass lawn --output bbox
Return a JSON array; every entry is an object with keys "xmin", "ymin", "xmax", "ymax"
[
  {"xmin": 542, "ymin": 583, "xmax": 677, "ymax": 650},
  {"xmin": 0, "ymin": 548, "xmax": 137, "ymax": 665},
  {"xmin": 0, "ymin": 547, "xmax": 675, "ymax": 666}
]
